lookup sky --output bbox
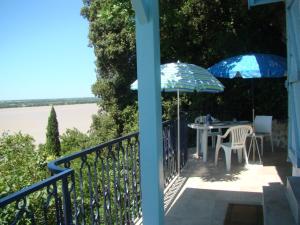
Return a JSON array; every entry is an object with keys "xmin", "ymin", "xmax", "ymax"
[{"xmin": 0, "ymin": 0, "xmax": 96, "ymax": 100}]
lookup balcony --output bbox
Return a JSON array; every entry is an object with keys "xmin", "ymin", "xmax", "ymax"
[{"xmin": 0, "ymin": 119, "xmax": 292, "ymax": 225}]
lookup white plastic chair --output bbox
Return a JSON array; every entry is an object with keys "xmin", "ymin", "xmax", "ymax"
[
  {"xmin": 215, "ymin": 125, "xmax": 253, "ymax": 171},
  {"xmin": 195, "ymin": 116, "xmax": 204, "ymax": 124},
  {"xmin": 195, "ymin": 116, "xmax": 222, "ymax": 148},
  {"xmin": 254, "ymin": 115, "xmax": 274, "ymax": 155}
]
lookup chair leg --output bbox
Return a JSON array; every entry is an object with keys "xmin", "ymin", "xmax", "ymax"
[
  {"xmin": 255, "ymin": 137, "xmax": 262, "ymax": 164},
  {"xmin": 215, "ymin": 137, "xmax": 222, "ymax": 167},
  {"xmin": 237, "ymin": 149, "xmax": 243, "ymax": 163},
  {"xmin": 243, "ymin": 147, "xmax": 249, "ymax": 165},
  {"xmin": 270, "ymin": 135, "xmax": 274, "ymax": 152},
  {"xmin": 257, "ymin": 136, "xmax": 263, "ymax": 156},
  {"xmin": 248, "ymin": 136, "xmax": 253, "ymax": 159},
  {"xmin": 215, "ymin": 146, "xmax": 220, "ymax": 166},
  {"xmin": 261, "ymin": 137, "xmax": 264, "ymax": 156},
  {"xmin": 224, "ymin": 148, "xmax": 232, "ymax": 171}
]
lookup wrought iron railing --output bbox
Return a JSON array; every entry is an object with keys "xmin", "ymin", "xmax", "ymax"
[
  {"xmin": 0, "ymin": 119, "xmax": 188, "ymax": 224},
  {"xmin": 48, "ymin": 132, "xmax": 141, "ymax": 225},
  {"xmin": 162, "ymin": 118, "xmax": 188, "ymax": 188},
  {"xmin": 0, "ymin": 170, "xmax": 74, "ymax": 225},
  {"xmin": 180, "ymin": 115, "xmax": 188, "ymax": 168},
  {"xmin": 162, "ymin": 121, "xmax": 177, "ymax": 187}
]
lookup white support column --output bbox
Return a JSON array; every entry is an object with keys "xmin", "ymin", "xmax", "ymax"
[{"xmin": 133, "ymin": 0, "xmax": 164, "ymax": 225}]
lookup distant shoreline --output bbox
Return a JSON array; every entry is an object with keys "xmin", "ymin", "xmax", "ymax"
[{"xmin": 0, "ymin": 97, "xmax": 99, "ymax": 109}]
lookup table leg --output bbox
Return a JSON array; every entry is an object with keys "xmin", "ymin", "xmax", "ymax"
[
  {"xmin": 202, "ymin": 128, "xmax": 208, "ymax": 162},
  {"xmin": 253, "ymin": 137, "xmax": 256, "ymax": 161},
  {"xmin": 196, "ymin": 129, "xmax": 200, "ymax": 158}
]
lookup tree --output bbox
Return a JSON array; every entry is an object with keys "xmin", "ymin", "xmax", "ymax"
[
  {"xmin": 81, "ymin": 0, "xmax": 136, "ymax": 136},
  {"xmin": 60, "ymin": 128, "xmax": 93, "ymax": 155},
  {"xmin": 45, "ymin": 106, "xmax": 61, "ymax": 156}
]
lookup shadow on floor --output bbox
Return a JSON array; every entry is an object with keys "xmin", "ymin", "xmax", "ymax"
[
  {"xmin": 164, "ymin": 175, "xmax": 189, "ymax": 211},
  {"xmin": 186, "ymin": 147, "xmax": 248, "ymax": 182},
  {"xmin": 187, "ymin": 143, "xmax": 292, "ymax": 184},
  {"xmin": 261, "ymin": 147, "xmax": 292, "ymax": 185}
]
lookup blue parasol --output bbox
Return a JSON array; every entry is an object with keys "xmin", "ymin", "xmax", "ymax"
[
  {"xmin": 208, "ymin": 53, "xmax": 287, "ymax": 120},
  {"xmin": 131, "ymin": 62, "xmax": 224, "ymax": 172},
  {"xmin": 208, "ymin": 53, "xmax": 287, "ymax": 79}
]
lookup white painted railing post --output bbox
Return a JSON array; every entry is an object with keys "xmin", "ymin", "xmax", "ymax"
[{"xmin": 132, "ymin": 0, "xmax": 164, "ymax": 225}]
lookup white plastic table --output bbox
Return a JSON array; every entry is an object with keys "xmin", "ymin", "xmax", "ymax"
[{"xmin": 188, "ymin": 121, "xmax": 251, "ymax": 162}]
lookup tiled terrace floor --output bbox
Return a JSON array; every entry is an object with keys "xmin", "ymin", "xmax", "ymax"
[{"xmin": 164, "ymin": 145, "xmax": 292, "ymax": 225}]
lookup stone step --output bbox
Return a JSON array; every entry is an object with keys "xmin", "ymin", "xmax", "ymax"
[
  {"xmin": 287, "ymin": 177, "xmax": 300, "ymax": 225},
  {"xmin": 263, "ymin": 182, "xmax": 296, "ymax": 225}
]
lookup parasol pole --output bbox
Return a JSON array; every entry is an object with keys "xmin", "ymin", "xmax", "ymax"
[
  {"xmin": 251, "ymin": 79, "xmax": 255, "ymax": 123},
  {"xmin": 177, "ymin": 89, "xmax": 180, "ymax": 175}
]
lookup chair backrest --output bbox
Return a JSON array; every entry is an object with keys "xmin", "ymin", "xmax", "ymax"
[
  {"xmin": 254, "ymin": 115, "xmax": 272, "ymax": 134},
  {"xmin": 195, "ymin": 116, "xmax": 205, "ymax": 123},
  {"xmin": 225, "ymin": 125, "xmax": 253, "ymax": 148}
]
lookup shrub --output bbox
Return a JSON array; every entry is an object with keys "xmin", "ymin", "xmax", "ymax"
[
  {"xmin": 0, "ymin": 132, "xmax": 47, "ymax": 197},
  {"xmin": 45, "ymin": 106, "xmax": 61, "ymax": 156}
]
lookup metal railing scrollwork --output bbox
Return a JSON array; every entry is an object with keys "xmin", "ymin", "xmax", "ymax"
[
  {"xmin": 0, "ymin": 170, "xmax": 74, "ymax": 225},
  {"xmin": 0, "ymin": 119, "xmax": 188, "ymax": 224}
]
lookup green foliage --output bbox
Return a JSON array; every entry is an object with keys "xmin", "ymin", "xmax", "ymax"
[
  {"xmin": 121, "ymin": 103, "xmax": 139, "ymax": 134},
  {"xmin": 0, "ymin": 132, "xmax": 58, "ymax": 224},
  {"xmin": 162, "ymin": 93, "xmax": 191, "ymax": 120},
  {"xmin": 159, "ymin": 0, "xmax": 285, "ymax": 65},
  {"xmin": 0, "ymin": 132, "xmax": 47, "ymax": 197},
  {"xmin": 45, "ymin": 106, "xmax": 61, "ymax": 156},
  {"xmin": 81, "ymin": 0, "xmax": 136, "ymax": 136},
  {"xmin": 90, "ymin": 112, "xmax": 118, "ymax": 142},
  {"xmin": 60, "ymin": 128, "xmax": 93, "ymax": 155}
]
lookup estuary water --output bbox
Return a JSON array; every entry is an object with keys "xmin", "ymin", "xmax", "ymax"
[{"xmin": 0, "ymin": 103, "xmax": 98, "ymax": 144}]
